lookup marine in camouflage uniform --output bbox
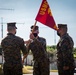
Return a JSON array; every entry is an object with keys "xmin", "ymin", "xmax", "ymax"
[
  {"xmin": 57, "ymin": 24, "xmax": 75, "ymax": 75},
  {"xmin": 1, "ymin": 23, "xmax": 27, "ymax": 75},
  {"xmin": 24, "ymin": 25, "xmax": 50, "ymax": 75}
]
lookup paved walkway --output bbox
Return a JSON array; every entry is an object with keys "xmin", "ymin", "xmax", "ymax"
[
  {"xmin": 23, "ymin": 67, "xmax": 76, "ymax": 75},
  {"xmin": 23, "ymin": 72, "xmax": 76, "ymax": 75},
  {"xmin": 23, "ymin": 72, "xmax": 58, "ymax": 75}
]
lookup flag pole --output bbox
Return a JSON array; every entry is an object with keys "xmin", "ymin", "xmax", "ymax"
[
  {"xmin": 25, "ymin": 21, "xmax": 37, "ymax": 65},
  {"xmin": 32, "ymin": 20, "xmax": 37, "ymax": 33}
]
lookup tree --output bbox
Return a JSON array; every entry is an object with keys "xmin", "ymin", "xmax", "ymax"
[
  {"xmin": 0, "ymin": 45, "xmax": 1, "ymax": 48},
  {"xmin": 73, "ymin": 47, "xmax": 76, "ymax": 58}
]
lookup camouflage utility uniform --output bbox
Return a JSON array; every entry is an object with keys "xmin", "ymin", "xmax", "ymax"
[
  {"xmin": 28, "ymin": 37, "xmax": 50, "ymax": 75},
  {"xmin": 1, "ymin": 33, "xmax": 27, "ymax": 75},
  {"xmin": 57, "ymin": 33, "xmax": 75, "ymax": 75}
]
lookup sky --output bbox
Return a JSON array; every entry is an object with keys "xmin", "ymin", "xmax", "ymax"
[{"xmin": 0, "ymin": 0, "xmax": 76, "ymax": 47}]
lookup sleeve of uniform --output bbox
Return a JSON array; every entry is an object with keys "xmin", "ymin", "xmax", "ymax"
[
  {"xmin": 43, "ymin": 39, "xmax": 46, "ymax": 51},
  {"xmin": 20, "ymin": 38, "xmax": 28, "ymax": 55},
  {"xmin": 61, "ymin": 37, "xmax": 74, "ymax": 66},
  {"xmin": 39, "ymin": 37, "xmax": 46, "ymax": 51},
  {"xmin": 28, "ymin": 38, "xmax": 46, "ymax": 52}
]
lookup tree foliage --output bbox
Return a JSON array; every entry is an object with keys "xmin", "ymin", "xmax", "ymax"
[
  {"xmin": 0, "ymin": 45, "xmax": 1, "ymax": 48},
  {"xmin": 73, "ymin": 47, "xmax": 76, "ymax": 58},
  {"xmin": 47, "ymin": 45, "xmax": 76, "ymax": 59}
]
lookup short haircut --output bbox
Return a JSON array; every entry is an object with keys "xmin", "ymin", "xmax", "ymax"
[{"xmin": 7, "ymin": 26, "xmax": 16, "ymax": 31}]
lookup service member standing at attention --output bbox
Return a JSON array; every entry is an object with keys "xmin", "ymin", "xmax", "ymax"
[
  {"xmin": 23, "ymin": 25, "xmax": 50, "ymax": 75},
  {"xmin": 57, "ymin": 24, "xmax": 75, "ymax": 75},
  {"xmin": 1, "ymin": 22, "xmax": 27, "ymax": 75}
]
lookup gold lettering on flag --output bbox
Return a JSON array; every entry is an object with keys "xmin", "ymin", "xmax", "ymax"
[
  {"xmin": 48, "ymin": 8, "xmax": 52, "ymax": 16},
  {"xmin": 54, "ymin": 25, "xmax": 58, "ymax": 30},
  {"xmin": 39, "ymin": 1, "xmax": 48, "ymax": 15}
]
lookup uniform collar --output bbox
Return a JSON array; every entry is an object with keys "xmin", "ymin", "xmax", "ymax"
[
  {"xmin": 7, "ymin": 33, "xmax": 15, "ymax": 36},
  {"xmin": 61, "ymin": 33, "xmax": 68, "ymax": 38}
]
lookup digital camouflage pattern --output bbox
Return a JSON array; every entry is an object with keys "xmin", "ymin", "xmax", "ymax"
[
  {"xmin": 1, "ymin": 33, "xmax": 27, "ymax": 75},
  {"xmin": 28, "ymin": 37, "xmax": 50, "ymax": 75},
  {"xmin": 57, "ymin": 33, "xmax": 75, "ymax": 75}
]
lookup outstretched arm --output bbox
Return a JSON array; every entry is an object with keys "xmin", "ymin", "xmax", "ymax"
[{"xmin": 22, "ymin": 54, "xmax": 28, "ymax": 63}]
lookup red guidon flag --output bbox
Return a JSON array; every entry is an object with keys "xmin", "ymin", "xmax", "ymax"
[{"xmin": 35, "ymin": 0, "xmax": 58, "ymax": 30}]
